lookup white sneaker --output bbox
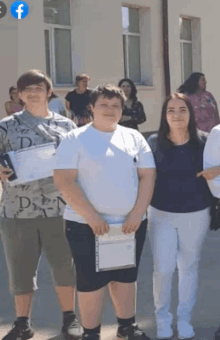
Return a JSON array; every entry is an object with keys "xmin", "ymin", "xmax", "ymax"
[
  {"xmin": 156, "ymin": 319, "xmax": 173, "ymax": 339},
  {"xmin": 177, "ymin": 321, "xmax": 195, "ymax": 339}
]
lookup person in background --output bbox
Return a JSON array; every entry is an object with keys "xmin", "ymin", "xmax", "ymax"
[
  {"xmin": 48, "ymin": 92, "xmax": 67, "ymax": 117},
  {"xmin": 200, "ymin": 124, "xmax": 220, "ymax": 340},
  {"xmin": 0, "ymin": 70, "xmax": 82, "ymax": 340},
  {"xmin": 5, "ymin": 86, "xmax": 24, "ymax": 116},
  {"xmin": 118, "ymin": 78, "xmax": 146, "ymax": 130},
  {"xmin": 147, "ymin": 93, "xmax": 212, "ymax": 340},
  {"xmin": 53, "ymin": 84, "xmax": 156, "ymax": 340},
  {"xmin": 178, "ymin": 72, "xmax": 219, "ymax": 132},
  {"xmin": 65, "ymin": 73, "xmax": 93, "ymax": 127}
]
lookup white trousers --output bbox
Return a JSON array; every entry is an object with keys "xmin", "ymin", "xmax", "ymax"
[{"xmin": 147, "ymin": 206, "xmax": 210, "ymax": 324}]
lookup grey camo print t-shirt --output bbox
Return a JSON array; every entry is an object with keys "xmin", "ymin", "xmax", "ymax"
[{"xmin": 0, "ymin": 110, "xmax": 77, "ymax": 219}]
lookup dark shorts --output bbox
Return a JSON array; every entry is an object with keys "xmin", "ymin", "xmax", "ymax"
[{"xmin": 65, "ymin": 219, "xmax": 147, "ymax": 292}]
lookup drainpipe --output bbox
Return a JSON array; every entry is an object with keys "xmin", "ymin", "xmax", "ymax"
[{"xmin": 162, "ymin": 0, "xmax": 171, "ymax": 97}]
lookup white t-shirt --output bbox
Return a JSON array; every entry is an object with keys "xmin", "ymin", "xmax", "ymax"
[
  {"xmin": 48, "ymin": 98, "xmax": 66, "ymax": 116},
  {"xmin": 204, "ymin": 124, "xmax": 220, "ymax": 198},
  {"xmin": 54, "ymin": 123, "xmax": 155, "ymax": 223}
]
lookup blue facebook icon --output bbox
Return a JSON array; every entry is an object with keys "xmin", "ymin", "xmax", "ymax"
[{"xmin": 11, "ymin": 1, "xmax": 29, "ymax": 19}]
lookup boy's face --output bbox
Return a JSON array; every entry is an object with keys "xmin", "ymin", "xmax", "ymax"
[
  {"xmin": 91, "ymin": 95, "xmax": 122, "ymax": 125},
  {"xmin": 19, "ymin": 82, "xmax": 52, "ymax": 106}
]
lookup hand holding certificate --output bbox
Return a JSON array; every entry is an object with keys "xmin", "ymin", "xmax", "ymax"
[
  {"xmin": 4, "ymin": 143, "xmax": 57, "ymax": 186},
  {"xmin": 95, "ymin": 223, "xmax": 136, "ymax": 272}
]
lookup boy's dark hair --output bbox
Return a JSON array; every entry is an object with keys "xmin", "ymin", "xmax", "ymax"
[
  {"xmin": 90, "ymin": 84, "xmax": 126, "ymax": 107},
  {"xmin": 17, "ymin": 70, "xmax": 53, "ymax": 92},
  {"xmin": 75, "ymin": 73, "xmax": 90, "ymax": 85}
]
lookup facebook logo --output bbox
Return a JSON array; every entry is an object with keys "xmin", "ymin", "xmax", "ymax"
[{"xmin": 10, "ymin": 1, "xmax": 29, "ymax": 20}]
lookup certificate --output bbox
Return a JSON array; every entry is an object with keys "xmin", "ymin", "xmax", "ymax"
[
  {"xmin": 7, "ymin": 143, "xmax": 56, "ymax": 186},
  {"xmin": 95, "ymin": 223, "xmax": 136, "ymax": 272}
]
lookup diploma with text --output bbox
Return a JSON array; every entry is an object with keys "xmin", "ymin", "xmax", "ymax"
[
  {"xmin": 95, "ymin": 223, "xmax": 136, "ymax": 272},
  {"xmin": 6, "ymin": 142, "xmax": 56, "ymax": 186}
]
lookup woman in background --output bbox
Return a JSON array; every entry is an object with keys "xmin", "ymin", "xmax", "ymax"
[
  {"xmin": 178, "ymin": 72, "xmax": 219, "ymax": 132},
  {"xmin": 5, "ymin": 86, "xmax": 24, "ymax": 116},
  {"xmin": 118, "ymin": 78, "xmax": 146, "ymax": 130}
]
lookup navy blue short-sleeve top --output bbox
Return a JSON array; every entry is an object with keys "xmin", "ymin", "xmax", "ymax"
[{"xmin": 147, "ymin": 133, "xmax": 212, "ymax": 213}]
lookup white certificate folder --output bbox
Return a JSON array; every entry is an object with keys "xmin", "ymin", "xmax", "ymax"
[
  {"xmin": 95, "ymin": 223, "xmax": 136, "ymax": 272},
  {"xmin": 6, "ymin": 143, "xmax": 56, "ymax": 186}
]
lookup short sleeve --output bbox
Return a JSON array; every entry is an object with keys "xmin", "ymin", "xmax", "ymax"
[
  {"xmin": 204, "ymin": 125, "xmax": 220, "ymax": 197},
  {"xmin": 136, "ymin": 132, "xmax": 156, "ymax": 168},
  {"xmin": 53, "ymin": 131, "xmax": 79, "ymax": 170},
  {"xmin": 65, "ymin": 92, "xmax": 72, "ymax": 101}
]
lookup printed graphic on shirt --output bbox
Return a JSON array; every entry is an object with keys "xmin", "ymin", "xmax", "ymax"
[{"xmin": 0, "ymin": 110, "xmax": 75, "ymax": 219}]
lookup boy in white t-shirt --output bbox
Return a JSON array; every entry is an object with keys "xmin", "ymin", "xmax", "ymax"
[{"xmin": 53, "ymin": 84, "xmax": 156, "ymax": 340}]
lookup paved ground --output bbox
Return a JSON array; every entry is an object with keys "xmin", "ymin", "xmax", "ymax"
[{"xmin": 0, "ymin": 227, "xmax": 220, "ymax": 340}]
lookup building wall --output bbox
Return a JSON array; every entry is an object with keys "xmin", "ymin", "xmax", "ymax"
[
  {"xmin": 168, "ymin": 0, "xmax": 220, "ymax": 109},
  {"xmin": 1, "ymin": 0, "xmax": 220, "ymax": 132},
  {"xmin": 1, "ymin": 0, "xmax": 46, "ymax": 118}
]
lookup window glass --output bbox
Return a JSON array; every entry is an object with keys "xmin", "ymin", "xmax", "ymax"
[
  {"xmin": 129, "ymin": 8, "xmax": 139, "ymax": 33},
  {"xmin": 183, "ymin": 42, "xmax": 193, "ymax": 80},
  {"xmin": 44, "ymin": 30, "xmax": 51, "ymax": 77},
  {"xmin": 122, "ymin": 6, "xmax": 139, "ymax": 33},
  {"xmin": 54, "ymin": 29, "xmax": 72, "ymax": 84},
  {"xmin": 44, "ymin": 0, "xmax": 70, "ymax": 26},
  {"xmin": 122, "ymin": 7, "xmax": 129, "ymax": 33},
  {"xmin": 180, "ymin": 18, "xmax": 192, "ymax": 41},
  {"xmin": 128, "ymin": 36, "xmax": 141, "ymax": 83}
]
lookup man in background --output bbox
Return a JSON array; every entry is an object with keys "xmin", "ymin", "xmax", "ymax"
[{"xmin": 65, "ymin": 73, "xmax": 93, "ymax": 127}]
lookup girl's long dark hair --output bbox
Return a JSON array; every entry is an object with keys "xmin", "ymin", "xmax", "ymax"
[
  {"xmin": 178, "ymin": 72, "xmax": 204, "ymax": 95},
  {"xmin": 158, "ymin": 93, "xmax": 200, "ymax": 148},
  {"xmin": 118, "ymin": 78, "xmax": 137, "ymax": 101}
]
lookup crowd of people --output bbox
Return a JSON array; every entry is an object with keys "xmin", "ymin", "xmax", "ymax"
[{"xmin": 0, "ymin": 69, "xmax": 220, "ymax": 340}]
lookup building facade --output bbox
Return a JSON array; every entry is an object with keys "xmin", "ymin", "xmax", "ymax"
[{"xmin": 1, "ymin": 0, "xmax": 220, "ymax": 132}]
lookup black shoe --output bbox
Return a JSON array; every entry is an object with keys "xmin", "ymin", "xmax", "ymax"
[
  {"xmin": 214, "ymin": 326, "xmax": 220, "ymax": 340},
  {"xmin": 62, "ymin": 315, "xmax": 83, "ymax": 340},
  {"xmin": 82, "ymin": 334, "xmax": 100, "ymax": 340},
  {"xmin": 117, "ymin": 323, "xmax": 152, "ymax": 340},
  {"xmin": 2, "ymin": 321, "xmax": 34, "ymax": 340}
]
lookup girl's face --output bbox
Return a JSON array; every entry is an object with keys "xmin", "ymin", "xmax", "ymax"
[
  {"xmin": 166, "ymin": 98, "xmax": 190, "ymax": 131},
  {"xmin": 120, "ymin": 81, "xmax": 132, "ymax": 98},
  {"xmin": 198, "ymin": 75, "xmax": 207, "ymax": 91},
  {"xmin": 11, "ymin": 89, "xmax": 19, "ymax": 101}
]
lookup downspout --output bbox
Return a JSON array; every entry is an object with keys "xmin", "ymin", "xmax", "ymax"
[{"xmin": 162, "ymin": 0, "xmax": 171, "ymax": 97}]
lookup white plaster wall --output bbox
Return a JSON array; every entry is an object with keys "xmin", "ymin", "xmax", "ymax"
[
  {"xmin": 0, "ymin": 0, "xmax": 46, "ymax": 120},
  {"xmin": 168, "ymin": 0, "xmax": 220, "ymax": 112}
]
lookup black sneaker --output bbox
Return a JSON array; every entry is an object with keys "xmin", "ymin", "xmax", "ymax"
[
  {"xmin": 62, "ymin": 315, "xmax": 83, "ymax": 340},
  {"xmin": 117, "ymin": 323, "xmax": 152, "ymax": 340},
  {"xmin": 214, "ymin": 326, "xmax": 220, "ymax": 340},
  {"xmin": 2, "ymin": 321, "xmax": 34, "ymax": 340}
]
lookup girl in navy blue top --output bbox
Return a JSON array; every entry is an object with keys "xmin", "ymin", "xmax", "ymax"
[{"xmin": 147, "ymin": 93, "xmax": 212, "ymax": 340}]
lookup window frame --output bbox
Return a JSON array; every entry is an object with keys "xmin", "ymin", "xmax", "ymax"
[
  {"xmin": 179, "ymin": 16, "xmax": 193, "ymax": 83},
  {"xmin": 122, "ymin": 6, "xmax": 142, "ymax": 84},
  {"xmin": 44, "ymin": 0, "xmax": 74, "ymax": 87}
]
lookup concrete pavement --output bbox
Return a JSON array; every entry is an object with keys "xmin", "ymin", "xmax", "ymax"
[{"xmin": 0, "ymin": 228, "xmax": 220, "ymax": 340}]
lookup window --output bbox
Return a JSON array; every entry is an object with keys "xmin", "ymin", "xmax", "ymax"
[
  {"xmin": 180, "ymin": 17, "xmax": 193, "ymax": 82},
  {"xmin": 44, "ymin": 0, "xmax": 73, "ymax": 85},
  {"xmin": 122, "ymin": 6, "xmax": 141, "ymax": 83},
  {"xmin": 121, "ymin": 6, "xmax": 152, "ymax": 86}
]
